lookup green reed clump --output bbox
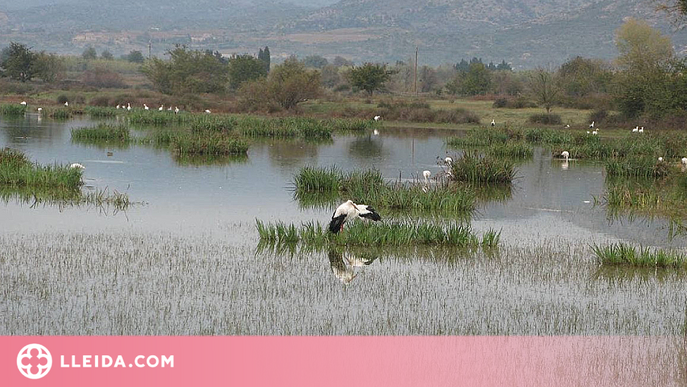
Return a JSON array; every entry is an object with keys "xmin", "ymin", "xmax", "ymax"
[
  {"xmin": 293, "ymin": 166, "xmax": 476, "ymax": 213},
  {"xmin": 592, "ymin": 243, "xmax": 687, "ymax": 268},
  {"xmin": 328, "ymin": 118, "xmax": 373, "ymax": 131},
  {"xmin": 50, "ymin": 108, "xmax": 73, "ymax": 119},
  {"xmin": 605, "ymin": 157, "xmax": 669, "ymax": 178},
  {"xmin": 71, "ymin": 124, "xmax": 131, "ymax": 142},
  {"xmin": 256, "ymin": 220, "xmax": 500, "ymax": 248},
  {"xmin": 0, "ymin": 104, "xmax": 27, "ymax": 116},
  {"xmin": 0, "ymin": 149, "xmax": 82, "ymax": 190},
  {"xmin": 524, "ymin": 128, "xmax": 573, "ymax": 144},
  {"xmin": 127, "ymin": 111, "xmax": 187, "ymax": 126},
  {"xmin": 485, "ymin": 142, "xmax": 533, "ymax": 159},
  {"xmin": 293, "ymin": 166, "xmax": 342, "ymax": 194},
  {"xmin": 0, "ymin": 148, "xmax": 31, "ymax": 168},
  {"xmin": 171, "ymin": 133, "xmax": 248, "ymax": 156},
  {"xmin": 450, "ymin": 152, "xmax": 516, "ymax": 184},
  {"xmin": 446, "ymin": 128, "xmax": 510, "ymax": 147},
  {"xmin": 85, "ymin": 107, "xmax": 118, "ymax": 118},
  {"xmin": 191, "ymin": 116, "xmax": 237, "ymax": 133}
]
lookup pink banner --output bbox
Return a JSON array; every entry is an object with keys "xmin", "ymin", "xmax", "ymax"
[{"xmin": 1, "ymin": 336, "xmax": 681, "ymax": 386}]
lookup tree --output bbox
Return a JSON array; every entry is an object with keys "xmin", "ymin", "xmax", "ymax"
[
  {"xmin": 32, "ymin": 52, "xmax": 64, "ymax": 83},
  {"xmin": 239, "ymin": 57, "xmax": 320, "ymax": 111},
  {"xmin": 332, "ymin": 56, "xmax": 354, "ymax": 67},
  {"xmin": 613, "ymin": 19, "xmax": 675, "ymax": 118},
  {"xmin": 1, "ymin": 42, "xmax": 36, "ymax": 82},
  {"xmin": 267, "ymin": 57, "xmax": 320, "ymax": 109},
  {"xmin": 142, "ymin": 46, "xmax": 229, "ymax": 95},
  {"xmin": 345, "ymin": 63, "xmax": 392, "ymax": 95},
  {"xmin": 557, "ymin": 56, "xmax": 612, "ymax": 97},
  {"xmin": 528, "ymin": 69, "xmax": 560, "ymax": 113},
  {"xmin": 302, "ymin": 55, "xmax": 329, "ymax": 69},
  {"xmin": 616, "ymin": 18, "xmax": 673, "ymax": 73},
  {"xmin": 257, "ymin": 46, "xmax": 270, "ymax": 73},
  {"xmin": 496, "ymin": 60, "xmax": 512, "ymax": 71},
  {"xmin": 101, "ymin": 50, "xmax": 114, "ymax": 60},
  {"xmin": 228, "ymin": 54, "xmax": 267, "ymax": 90},
  {"xmin": 126, "ymin": 50, "xmax": 145, "ymax": 64},
  {"xmin": 461, "ymin": 62, "xmax": 491, "ymax": 95},
  {"xmin": 419, "ymin": 65, "xmax": 437, "ymax": 93},
  {"xmin": 320, "ymin": 64, "xmax": 341, "ymax": 89},
  {"xmin": 82, "ymin": 46, "xmax": 97, "ymax": 60},
  {"xmin": 655, "ymin": 0, "xmax": 687, "ymax": 22}
]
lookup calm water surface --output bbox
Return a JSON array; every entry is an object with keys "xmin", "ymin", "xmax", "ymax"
[{"xmin": 1, "ymin": 115, "xmax": 686, "ymax": 341}]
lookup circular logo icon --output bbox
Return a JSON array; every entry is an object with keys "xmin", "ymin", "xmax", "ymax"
[{"xmin": 17, "ymin": 343, "xmax": 52, "ymax": 379}]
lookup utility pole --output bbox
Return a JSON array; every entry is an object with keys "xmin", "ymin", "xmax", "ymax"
[{"xmin": 414, "ymin": 46, "xmax": 418, "ymax": 95}]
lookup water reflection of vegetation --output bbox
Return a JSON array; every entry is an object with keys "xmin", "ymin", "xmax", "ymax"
[
  {"xmin": 0, "ymin": 186, "xmax": 133, "ymax": 213},
  {"xmin": 599, "ymin": 175, "xmax": 687, "ymax": 220},
  {"xmin": 173, "ymin": 153, "xmax": 248, "ymax": 167},
  {"xmin": 1, "ymin": 148, "xmax": 133, "ymax": 211}
]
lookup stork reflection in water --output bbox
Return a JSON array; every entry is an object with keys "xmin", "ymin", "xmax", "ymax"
[{"xmin": 328, "ymin": 249, "xmax": 378, "ymax": 285}]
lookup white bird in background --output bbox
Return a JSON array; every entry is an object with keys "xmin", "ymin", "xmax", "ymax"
[
  {"xmin": 37, "ymin": 107, "xmax": 42, "ymax": 112},
  {"xmin": 168, "ymin": 106, "xmax": 173, "ymax": 111},
  {"xmin": 589, "ymin": 121, "xmax": 595, "ymax": 128},
  {"xmin": 639, "ymin": 127, "xmax": 644, "ymax": 133},
  {"xmin": 64, "ymin": 101, "xmax": 69, "ymax": 107},
  {"xmin": 374, "ymin": 115, "xmax": 381, "ymax": 121},
  {"xmin": 69, "ymin": 163, "xmax": 85, "ymax": 169},
  {"xmin": 491, "ymin": 119, "xmax": 495, "ymax": 127},
  {"xmin": 372, "ymin": 129, "xmax": 379, "ymax": 136},
  {"xmin": 682, "ymin": 157, "xmax": 687, "ymax": 165},
  {"xmin": 329, "ymin": 200, "xmax": 382, "ymax": 234},
  {"xmin": 422, "ymin": 170, "xmax": 431, "ymax": 192},
  {"xmin": 205, "ymin": 109, "xmax": 211, "ymax": 114},
  {"xmin": 20, "ymin": 101, "xmax": 27, "ymax": 106},
  {"xmin": 116, "ymin": 104, "xmax": 121, "ymax": 109},
  {"xmin": 127, "ymin": 103, "xmax": 132, "ymax": 111},
  {"xmin": 174, "ymin": 107, "xmax": 180, "ymax": 114},
  {"xmin": 444, "ymin": 156, "xmax": 453, "ymax": 166},
  {"xmin": 565, "ymin": 124, "xmax": 570, "ymax": 128},
  {"xmin": 561, "ymin": 151, "xmax": 570, "ymax": 160},
  {"xmin": 658, "ymin": 157, "xmax": 664, "ymax": 162},
  {"xmin": 144, "ymin": 104, "xmax": 149, "ymax": 110},
  {"xmin": 632, "ymin": 126, "xmax": 639, "ymax": 133},
  {"xmin": 592, "ymin": 130, "xmax": 598, "ymax": 135},
  {"xmin": 159, "ymin": 105, "xmax": 164, "ymax": 111}
]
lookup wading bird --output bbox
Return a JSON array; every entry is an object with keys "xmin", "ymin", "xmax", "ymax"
[
  {"xmin": 205, "ymin": 109, "xmax": 211, "ymax": 114},
  {"xmin": 20, "ymin": 101, "xmax": 27, "ymax": 106},
  {"xmin": 329, "ymin": 200, "xmax": 381, "ymax": 233},
  {"xmin": 374, "ymin": 115, "xmax": 381, "ymax": 121},
  {"xmin": 682, "ymin": 157, "xmax": 687, "ymax": 165},
  {"xmin": 64, "ymin": 101, "xmax": 69, "ymax": 107},
  {"xmin": 561, "ymin": 151, "xmax": 569, "ymax": 160},
  {"xmin": 632, "ymin": 126, "xmax": 639, "ymax": 133},
  {"xmin": 144, "ymin": 104, "xmax": 149, "ymax": 110},
  {"xmin": 589, "ymin": 121, "xmax": 594, "ymax": 128},
  {"xmin": 422, "ymin": 170, "xmax": 431, "ymax": 192},
  {"xmin": 159, "ymin": 105, "xmax": 164, "ymax": 111},
  {"xmin": 70, "ymin": 163, "xmax": 85, "ymax": 169},
  {"xmin": 491, "ymin": 119, "xmax": 495, "ymax": 127}
]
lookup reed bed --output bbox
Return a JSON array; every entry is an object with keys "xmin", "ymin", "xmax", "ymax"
[
  {"xmin": 484, "ymin": 142, "xmax": 533, "ymax": 159},
  {"xmin": 293, "ymin": 167, "xmax": 476, "ymax": 213},
  {"xmin": 592, "ymin": 243, "xmax": 687, "ymax": 268},
  {"xmin": 256, "ymin": 220, "xmax": 500, "ymax": 248},
  {"xmin": 85, "ymin": 107, "xmax": 118, "ymax": 118},
  {"xmin": 190, "ymin": 116, "xmax": 237, "ymax": 133},
  {"xmin": 523, "ymin": 128, "xmax": 573, "ymax": 144},
  {"xmin": 605, "ymin": 157, "xmax": 670, "ymax": 178},
  {"xmin": 450, "ymin": 152, "xmax": 516, "ymax": 184},
  {"xmin": 50, "ymin": 108, "xmax": 73, "ymax": 119},
  {"xmin": 71, "ymin": 124, "xmax": 131, "ymax": 142},
  {"xmin": 171, "ymin": 133, "xmax": 248, "ymax": 156},
  {"xmin": 0, "ymin": 104, "xmax": 27, "ymax": 116},
  {"xmin": 127, "ymin": 111, "xmax": 188, "ymax": 126},
  {"xmin": 0, "ymin": 149, "xmax": 82, "ymax": 190}
]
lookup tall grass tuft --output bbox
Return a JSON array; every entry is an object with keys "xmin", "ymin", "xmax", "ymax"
[
  {"xmin": 0, "ymin": 149, "xmax": 82, "ymax": 190},
  {"xmin": 605, "ymin": 157, "xmax": 669, "ymax": 178},
  {"xmin": 485, "ymin": 142, "xmax": 533, "ymax": 159},
  {"xmin": 592, "ymin": 243, "xmax": 687, "ymax": 268},
  {"xmin": 293, "ymin": 166, "xmax": 341, "ymax": 194},
  {"xmin": 0, "ymin": 104, "xmax": 27, "ymax": 116},
  {"xmin": 450, "ymin": 152, "xmax": 516, "ymax": 184},
  {"xmin": 171, "ymin": 133, "xmax": 248, "ymax": 156},
  {"xmin": 85, "ymin": 107, "xmax": 118, "ymax": 118},
  {"xmin": 71, "ymin": 124, "xmax": 131, "ymax": 142}
]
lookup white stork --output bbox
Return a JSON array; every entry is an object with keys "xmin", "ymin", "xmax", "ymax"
[{"xmin": 329, "ymin": 200, "xmax": 381, "ymax": 233}]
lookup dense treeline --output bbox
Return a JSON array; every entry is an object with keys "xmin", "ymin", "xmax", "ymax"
[{"xmin": 0, "ymin": 18, "xmax": 685, "ymax": 124}]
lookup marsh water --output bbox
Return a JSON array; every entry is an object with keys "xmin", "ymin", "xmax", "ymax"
[{"xmin": 2, "ymin": 114, "xmax": 687, "ymax": 341}]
